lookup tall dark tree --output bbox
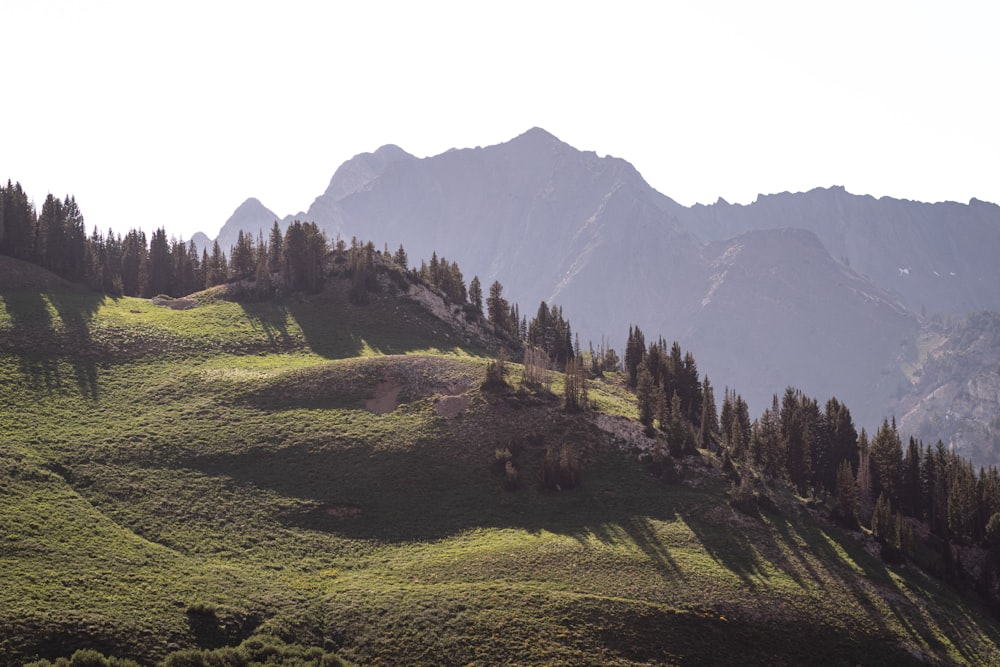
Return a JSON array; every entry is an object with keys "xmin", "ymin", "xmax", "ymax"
[
  {"xmin": 624, "ymin": 325, "xmax": 646, "ymax": 389},
  {"xmin": 719, "ymin": 387, "xmax": 734, "ymax": 451},
  {"xmin": 267, "ymin": 221, "xmax": 283, "ymax": 274},
  {"xmin": 636, "ymin": 366, "xmax": 656, "ymax": 431},
  {"xmin": 62, "ymin": 196, "xmax": 87, "ymax": 282},
  {"xmin": 835, "ymin": 459, "xmax": 859, "ymax": 526},
  {"xmin": 144, "ymin": 227, "xmax": 172, "ymax": 297},
  {"xmin": 36, "ymin": 194, "xmax": 65, "ymax": 273},
  {"xmin": 699, "ymin": 376, "xmax": 719, "ymax": 451},
  {"xmin": 816, "ymin": 398, "xmax": 858, "ymax": 493},
  {"xmin": 121, "ymin": 229, "xmax": 146, "ymax": 296},
  {"xmin": 870, "ymin": 419, "xmax": 904, "ymax": 509},
  {"xmin": 901, "ymin": 437, "xmax": 922, "ymax": 517},
  {"xmin": 487, "ymin": 280, "xmax": 508, "ymax": 330},
  {"xmin": 393, "ymin": 243, "xmax": 408, "ymax": 270},
  {"xmin": 281, "ymin": 221, "xmax": 323, "ymax": 292},
  {"xmin": 0, "ymin": 181, "xmax": 36, "ymax": 260},
  {"xmin": 207, "ymin": 239, "xmax": 227, "ymax": 288},
  {"xmin": 468, "ymin": 275, "xmax": 483, "ymax": 315},
  {"xmin": 781, "ymin": 387, "xmax": 815, "ymax": 495},
  {"xmin": 680, "ymin": 351, "xmax": 703, "ymax": 423},
  {"xmin": 230, "ymin": 229, "xmax": 255, "ymax": 280}
]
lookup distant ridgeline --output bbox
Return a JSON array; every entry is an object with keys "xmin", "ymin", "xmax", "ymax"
[{"xmin": 5, "ymin": 178, "xmax": 1000, "ymax": 595}]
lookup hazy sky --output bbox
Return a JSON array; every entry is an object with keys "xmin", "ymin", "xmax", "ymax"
[{"xmin": 3, "ymin": 1, "xmax": 997, "ymax": 242}]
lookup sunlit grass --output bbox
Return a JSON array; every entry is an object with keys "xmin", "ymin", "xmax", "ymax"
[{"xmin": 3, "ymin": 276, "xmax": 1000, "ymax": 665}]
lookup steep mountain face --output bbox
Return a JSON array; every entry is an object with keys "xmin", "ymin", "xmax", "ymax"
[
  {"xmin": 197, "ymin": 128, "xmax": 1000, "ymax": 460},
  {"xmin": 682, "ymin": 188, "xmax": 1000, "ymax": 317},
  {"xmin": 897, "ymin": 312, "xmax": 1000, "ymax": 464},
  {"xmin": 683, "ymin": 228, "xmax": 918, "ymax": 428},
  {"xmin": 311, "ymin": 128, "xmax": 704, "ymax": 343},
  {"xmin": 294, "ymin": 143, "xmax": 417, "ymax": 229}
]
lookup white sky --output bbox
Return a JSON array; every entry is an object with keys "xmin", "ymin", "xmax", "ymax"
[{"xmin": 2, "ymin": 1, "xmax": 997, "ymax": 242}]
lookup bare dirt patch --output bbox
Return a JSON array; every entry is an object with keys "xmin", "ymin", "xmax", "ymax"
[
  {"xmin": 365, "ymin": 381, "xmax": 402, "ymax": 415},
  {"xmin": 434, "ymin": 395, "xmax": 470, "ymax": 418},
  {"xmin": 324, "ymin": 505, "xmax": 362, "ymax": 519},
  {"xmin": 151, "ymin": 297, "xmax": 198, "ymax": 310}
]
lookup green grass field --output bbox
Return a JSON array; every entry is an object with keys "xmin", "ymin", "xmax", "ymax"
[{"xmin": 2, "ymin": 261, "xmax": 1000, "ymax": 665}]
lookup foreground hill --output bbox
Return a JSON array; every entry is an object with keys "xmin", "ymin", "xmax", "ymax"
[{"xmin": 2, "ymin": 256, "xmax": 1000, "ymax": 665}]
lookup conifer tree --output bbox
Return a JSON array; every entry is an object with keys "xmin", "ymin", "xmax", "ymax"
[
  {"xmin": 719, "ymin": 388, "xmax": 734, "ymax": 451},
  {"xmin": 144, "ymin": 228, "xmax": 172, "ymax": 297},
  {"xmin": 468, "ymin": 275, "xmax": 483, "ymax": 315},
  {"xmin": 207, "ymin": 239, "xmax": 227, "ymax": 288},
  {"xmin": 699, "ymin": 376, "xmax": 719, "ymax": 451},
  {"xmin": 0, "ymin": 181, "xmax": 36, "ymax": 260},
  {"xmin": 870, "ymin": 419, "xmax": 904, "ymax": 509},
  {"xmin": 37, "ymin": 194, "xmax": 65, "ymax": 273},
  {"xmin": 230, "ymin": 229, "xmax": 255, "ymax": 280},
  {"xmin": 393, "ymin": 243, "xmax": 408, "ymax": 270},
  {"xmin": 487, "ymin": 280, "xmax": 508, "ymax": 330},
  {"xmin": 62, "ymin": 195, "xmax": 87, "ymax": 282},
  {"xmin": 624, "ymin": 326, "xmax": 646, "ymax": 389},
  {"xmin": 267, "ymin": 221, "xmax": 283, "ymax": 274},
  {"xmin": 836, "ymin": 460, "xmax": 859, "ymax": 526}
]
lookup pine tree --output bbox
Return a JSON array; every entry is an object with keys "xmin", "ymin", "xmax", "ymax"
[
  {"xmin": 207, "ymin": 240, "xmax": 227, "ymax": 288},
  {"xmin": 870, "ymin": 419, "xmax": 903, "ymax": 509},
  {"xmin": 781, "ymin": 388, "xmax": 813, "ymax": 495},
  {"xmin": 37, "ymin": 194, "xmax": 66, "ymax": 273},
  {"xmin": 267, "ymin": 221, "xmax": 283, "ymax": 274},
  {"xmin": 699, "ymin": 377, "xmax": 719, "ymax": 451},
  {"xmin": 719, "ymin": 388, "xmax": 734, "ymax": 451},
  {"xmin": 468, "ymin": 278, "xmax": 483, "ymax": 315},
  {"xmin": 144, "ymin": 228, "xmax": 172, "ymax": 297},
  {"xmin": 487, "ymin": 280, "xmax": 508, "ymax": 330},
  {"xmin": 835, "ymin": 459, "xmax": 858, "ymax": 526},
  {"xmin": 624, "ymin": 326, "xmax": 646, "ymax": 389},
  {"xmin": 62, "ymin": 195, "xmax": 87, "ymax": 282},
  {"xmin": 393, "ymin": 243, "xmax": 408, "ymax": 270},
  {"xmin": 230, "ymin": 229, "xmax": 255, "ymax": 280},
  {"xmin": 0, "ymin": 181, "xmax": 36, "ymax": 260},
  {"xmin": 636, "ymin": 366, "xmax": 656, "ymax": 432}
]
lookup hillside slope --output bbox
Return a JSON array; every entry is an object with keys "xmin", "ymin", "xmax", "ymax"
[{"xmin": 2, "ymin": 257, "xmax": 1000, "ymax": 665}]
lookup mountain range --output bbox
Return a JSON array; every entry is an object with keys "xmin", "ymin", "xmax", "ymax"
[{"xmin": 198, "ymin": 128, "xmax": 1000, "ymax": 462}]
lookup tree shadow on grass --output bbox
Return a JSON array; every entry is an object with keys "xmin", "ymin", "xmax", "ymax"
[
  {"xmin": 237, "ymin": 301, "xmax": 295, "ymax": 351},
  {"xmin": 115, "ymin": 434, "xmax": 1000, "ymax": 665},
  {"xmin": 3, "ymin": 288, "xmax": 105, "ymax": 399},
  {"xmin": 235, "ymin": 285, "xmax": 487, "ymax": 360},
  {"xmin": 172, "ymin": 437, "xmax": 687, "ymax": 578}
]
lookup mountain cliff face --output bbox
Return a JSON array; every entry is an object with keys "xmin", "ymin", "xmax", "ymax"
[
  {"xmin": 898, "ymin": 312, "xmax": 1000, "ymax": 463},
  {"xmin": 685, "ymin": 228, "xmax": 918, "ymax": 427},
  {"xmin": 196, "ymin": 128, "xmax": 1000, "ymax": 461},
  {"xmin": 682, "ymin": 188, "xmax": 1000, "ymax": 317}
]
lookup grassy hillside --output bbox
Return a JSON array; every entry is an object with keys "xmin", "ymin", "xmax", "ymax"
[{"xmin": 2, "ymin": 256, "xmax": 999, "ymax": 665}]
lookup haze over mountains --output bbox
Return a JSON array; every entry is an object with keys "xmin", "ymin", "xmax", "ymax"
[{"xmin": 200, "ymin": 128, "xmax": 1000, "ymax": 459}]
